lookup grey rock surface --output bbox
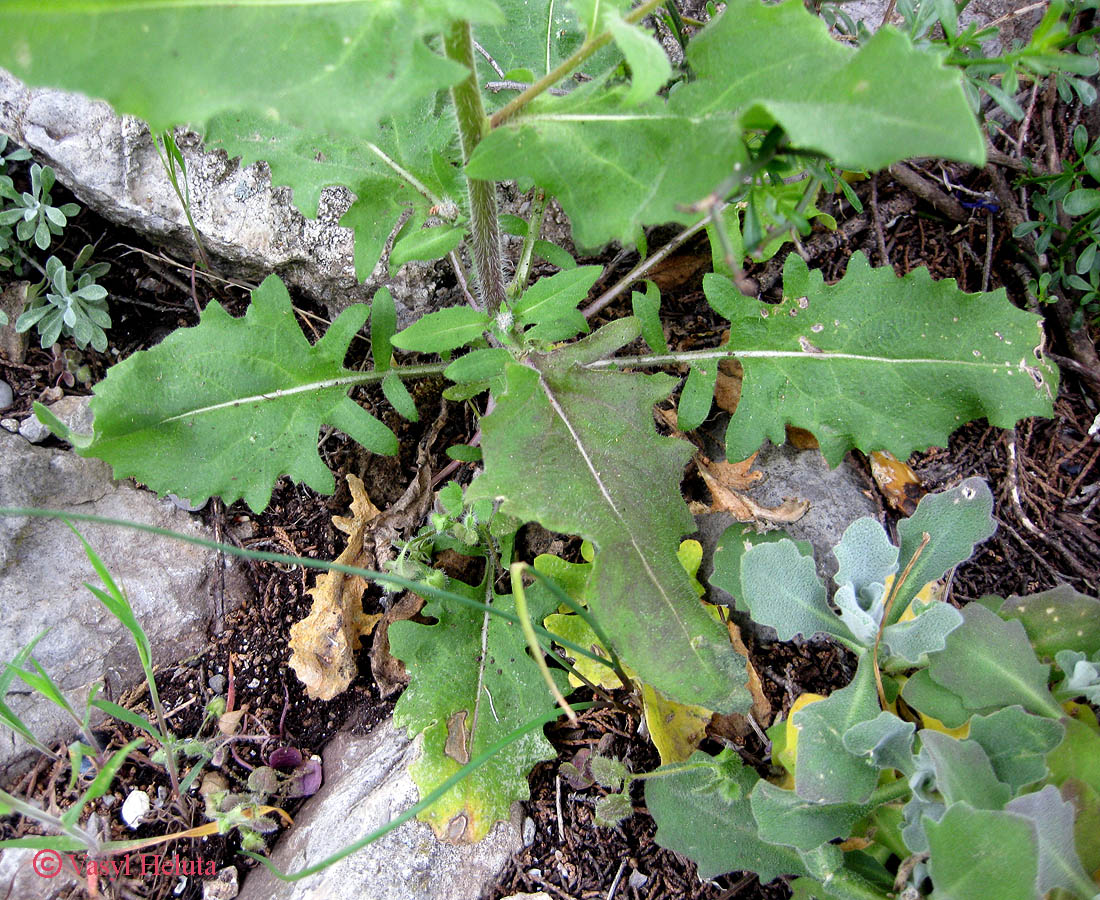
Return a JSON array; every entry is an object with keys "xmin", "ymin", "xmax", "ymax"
[
  {"xmin": 0, "ymin": 430, "xmax": 250, "ymax": 775},
  {"xmin": 238, "ymin": 719, "xmax": 522, "ymax": 900},
  {"xmin": 0, "ymin": 71, "xmax": 575, "ymax": 330},
  {"xmin": 694, "ymin": 432, "xmax": 881, "ymax": 602},
  {"xmin": 0, "ymin": 379, "xmax": 11, "ymax": 411},
  {"xmin": 0, "ymin": 69, "xmax": 457, "ymax": 325},
  {"xmin": 44, "ymin": 394, "xmax": 93, "ymax": 436},
  {"xmin": 0, "ymin": 848, "xmax": 78, "ymax": 899},
  {"xmin": 16, "ymin": 413, "xmax": 49, "ymax": 443},
  {"xmin": 0, "ymin": 281, "xmax": 27, "ymax": 365}
]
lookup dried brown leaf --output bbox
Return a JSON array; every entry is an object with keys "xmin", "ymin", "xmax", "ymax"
[
  {"xmin": 288, "ymin": 474, "xmax": 384, "ymax": 701},
  {"xmin": 287, "ymin": 408, "xmax": 446, "ymax": 701},
  {"xmin": 695, "ymin": 454, "xmax": 808, "ymax": 525},
  {"xmin": 785, "ymin": 425, "xmax": 820, "ymax": 450},
  {"xmin": 715, "ymin": 351, "xmax": 743, "ymax": 415},
  {"xmin": 707, "ymin": 621, "xmax": 772, "ymax": 743},
  {"xmin": 368, "ymin": 590, "xmax": 425, "ymax": 697}
]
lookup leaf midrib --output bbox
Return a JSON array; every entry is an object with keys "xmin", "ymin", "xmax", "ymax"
[{"xmin": 535, "ymin": 370, "xmax": 704, "ymax": 661}]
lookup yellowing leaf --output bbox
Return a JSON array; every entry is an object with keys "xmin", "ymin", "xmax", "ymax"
[
  {"xmin": 870, "ymin": 450, "xmax": 926, "ymax": 516},
  {"xmin": 776, "ymin": 692, "xmax": 827, "ymax": 784},
  {"xmin": 677, "ymin": 539, "xmax": 706, "ymax": 598},
  {"xmin": 543, "ymin": 613, "xmax": 620, "ymax": 690},
  {"xmin": 643, "ymin": 683, "xmax": 712, "ymax": 764}
]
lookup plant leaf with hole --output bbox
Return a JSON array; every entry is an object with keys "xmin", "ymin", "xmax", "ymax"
[
  {"xmin": 466, "ymin": 326, "xmax": 751, "ymax": 714},
  {"xmin": 388, "ymin": 575, "xmax": 566, "ymax": 841},
  {"xmin": 715, "ymin": 253, "xmax": 1057, "ymax": 466},
  {"xmin": 33, "ymin": 275, "xmax": 395, "ymax": 513}
]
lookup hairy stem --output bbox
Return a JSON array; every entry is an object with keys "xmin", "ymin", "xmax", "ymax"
[
  {"xmin": 444, "ymin": 20, "xmax": 507, "ymax": 314},
  {"xmin": 490, "ymin": 0, "xmax": 666, "ymax": 128}
]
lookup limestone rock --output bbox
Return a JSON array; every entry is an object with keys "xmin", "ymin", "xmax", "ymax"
[
  {"xmin": 237, "ymin": 719, "xmax": 521, "ymax": 900},
  {"xmin": 0, "ymin": 70, "xmax": 576, "ymax": 330},
  {"xmin": 0, "ymin": 68, "xmax": 459, "ymax": 325},
  {"xmin": 0, "ymin": 431, "xmax": 250, "ymax": 775}
]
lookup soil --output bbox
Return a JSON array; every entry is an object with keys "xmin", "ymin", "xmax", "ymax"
[{"xmin": 2, "ymin": 46, "xmax": 1099, "ymax": 900}]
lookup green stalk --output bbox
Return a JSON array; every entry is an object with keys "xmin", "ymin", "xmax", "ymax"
[
  {"xmin": 0, "ymin": 508, "xmax": 614, "ymax": 672},
  {"xmin": 490, "ymin": 0, "xmax": 666, "ymax": 127},
  {"xmin": 443, "ymin": 20, "xmax": 507, "ymax": 315},
  {"xmin": 508, "ymin": 189, "xmax": 548, "ymax": 299}
]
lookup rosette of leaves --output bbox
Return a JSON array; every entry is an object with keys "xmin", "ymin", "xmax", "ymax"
[
  {"xmin": 16, "ymin": 246, "xmax": 111, "ymax": 351},
  {"xmin": 642, "ymin": 579, "xmax": 1100, "ymax": 900},
  {"xmin": 0, "ymin": 163, "xmax": 79, "ymax": 252},
  {"xmin": 714, "ymin": 479, "xmax": 996, "ymax": 666}
]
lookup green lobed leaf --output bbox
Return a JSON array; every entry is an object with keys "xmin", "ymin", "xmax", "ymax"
[
  {"xmin": 466, "ymin": 347, "xmax": 751, "ymax": 714},
  {"xmin": 206, "ymin": 101, "xmax": 463, "ymax": 282},
  {"xmin": 918, "ymin": 731, "xmax": 1012, "ymax": 811},
  {"xmin": 714, "ymin": 253, "xmax": 1057, "ymax": 466},
  {"xmin": 0, "ymin": 2, "xmax": 499, "ymax": 139},
  {"xmin": 881, "ymin": 604, "xmax": 964, "ymax": 668},
  {"xmin": 470, "ymin": 0, "xmax": 981, "ymax": 251},
  {"xmin": 793, "ymin": 654, "xmax": 881, "ymax": 804},
  {"xmin": 749, "ymin": 779, "xmax": 869, "ymax": 851},
  {"xmin": 391, "ymin": 306, "xmax": 490, "ymax": 354},
  {"xmin": 842, "ymin": 711, "xmax": 916, "ymax": 774},
  {"xmin": 35, "ymin": 275, "xmax": 395, "ymax": 513},
  {"xmin": 968, "ymin": 707, "xmax": 1064, "ymax": 793},
  {"xmin": 712, "ymin": 253, "xmax": 1056, "ymax": 462},
  {"xmin": 1005, "ymin": 784, "xmax": 1096, "ymax": 898},
  {"xmin": 709, "ymin": 523, "xmax": 813, "ymax": 608},
  {"xmin": 890, "ymin": 478, "xmax": 996, "ymax": 625},
  {"xmin": 468, "ymin": 82, "xmax": 748, "ymax": 250},
  {"xmin": 924, "ymin": 805, "xmax": 1039, "ymax": 900},
  {"xmin": 739, "ymin": 540, "xmax": 852, "ymax": 643},
  {"xmin": 646, "ymin": 749, "xmax": 810, "ymax": 883},
  {"xmin": 927, "ymin": 603, "xmax": 1063, "ymax": 718},
  {"xmin": 993, "ymin": 585, "xmax": 1100, "ymax": 660},
  {"xmin": 388, "ymin": 575, "xmax": 566, "ymax": 841},
  {"xmin": 682, "ymin": 0, "xmax": 984, "ymax": 169}
]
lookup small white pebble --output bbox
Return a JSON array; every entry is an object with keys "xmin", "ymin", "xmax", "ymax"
[{"xmin": 121, "ymin": 789, "xmax": 151, "ymax": 829}]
